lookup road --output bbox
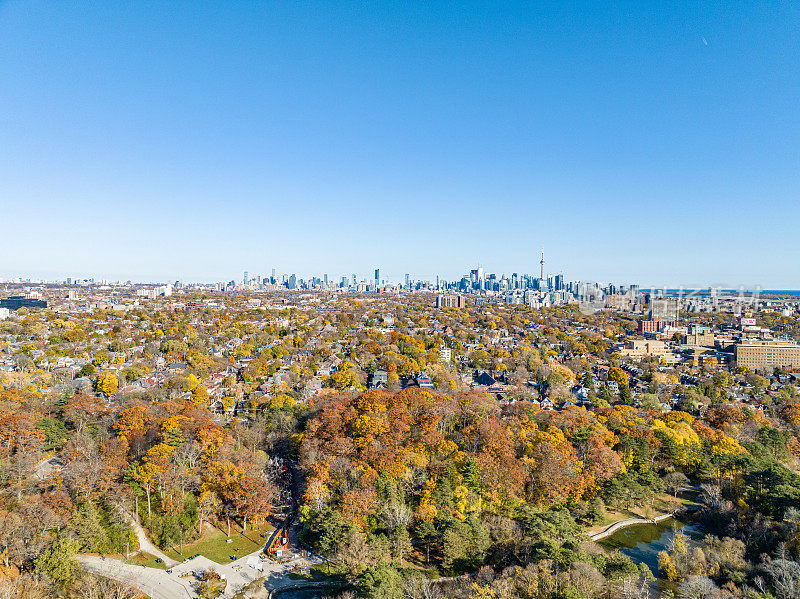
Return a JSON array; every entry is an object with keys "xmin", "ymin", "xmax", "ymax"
[
  {"xmin": 79, "ymin": 549, "xmax": 320, "ymax": 599},
  {"xmin": 78, "ymin": 555, "xmax": 195, "ymax": 599}
]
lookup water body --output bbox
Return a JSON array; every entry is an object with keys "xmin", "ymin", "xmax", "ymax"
[
  {"xmin": 640, "ymin": 288, "xmax": 800, "ymax": 297},
  {"xmin": 272, "ymin": 589, "xmax": 326, "ymax": 599},
  {"xmin": 600, "ymin": 518, "xmax": 704, "ymax": 577}
]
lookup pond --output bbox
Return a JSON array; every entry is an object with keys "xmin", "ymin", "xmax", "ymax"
[
  {"xmin": 272, "ymin": 589, "xmax": 326, "ymax": 599},
  {"xmin": 600, "ymin": 517, "xmax": 704, "ymax": 577}
]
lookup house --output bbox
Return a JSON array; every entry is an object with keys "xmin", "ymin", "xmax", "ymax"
[
  {"xmin": 416, "ymin": 372, "xmax": 435, "ymax": 389},
  {"xmin": 370, "ymin": 369, "xmax": 388, "ymax": 389},
  {"xmin": 474, "ymin": 371, "xmax": 498, "ymax": 387}
]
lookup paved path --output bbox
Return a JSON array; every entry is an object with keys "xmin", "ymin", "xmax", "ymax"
[
  {"xmin": 79, "ymin": 550, "xmax": 318, "ymax": 599},
  {"xmin": 126, "ymin": 515, "xmax": 179, "ymax": 568},
  {"xmin": 78, "ymin": 555, "xmax": 195, "ymax": 599},
  {"xmin": 590, "ymin": 512, "xmax": 675, "ymax": 541}
]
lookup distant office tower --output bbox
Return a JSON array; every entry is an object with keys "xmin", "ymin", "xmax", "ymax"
[
  {"xmin": 288, "ymin": 274, "xmax": 297, "ymax": 289},
  {"xmin": 374, "ymin": 269, "xmax": 380, "ymax": 287},
  {"xmin": 324, "ymin": 274, "xmax": 328, "ymax": 286},
  {"xmin": 650, "ymin": 298, "xmax": 679, "ymax": 323},
  {"xmin": 555, "ymin": 274, "xmax": 564, "ymax": 291},
  {"xmin": 352, "ymin": 274, "xmax": 357, "ymax": 287},
  {"xmin": 341, "ymin": 276, "xmax": 348, "ymax": 287},
  {"xmin": 243, "ymin": 271, "xmax": 249, "ymax": 286},
  {"xmin": 405, "ymin": 274, "xmax": 410, "ymax": 289}
]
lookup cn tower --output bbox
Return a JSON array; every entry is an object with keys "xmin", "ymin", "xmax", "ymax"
[{"xmin": 539, "ymin": 249, "xmax": 545, "ymax": 281}]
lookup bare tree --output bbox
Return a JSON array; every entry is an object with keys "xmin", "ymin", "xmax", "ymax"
[
  {"xmin": 383, "ymin": 501, "xmax": 412, "ymax": 532},
  {"xmin": 403, "ymin": 576, "xmax": 442, "ymax": 599},
  {"xmin": 613, "ymin": 575, "xmax": 653, "ymax": 599},
  {"xmin": 762, "ymin": 557, "xmax": 800, "ymax": 599}
]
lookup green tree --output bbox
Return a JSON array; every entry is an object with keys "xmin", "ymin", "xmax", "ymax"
[
  {"xmin": 469, "ymin": 350, "xmax": 492, "ymax": 370},
  {"xmin": 35, "ymin": 536, "xmax": 80, "ymax": 588},
  {"xmin": 357, "ymin": 563, "xmax": 403, "ymax": 599},
  {"xmin": 619, "ymin": 385, "xmax": 632, "ymax": 405},
  {"xmin": 413, "ymin": 519, "xmax": 437, "ymax": 564},
  {"xmin": 77, "ymin": 363, "xmax": 96, "ymax": 378},
  {"xmin": 36, "ymin": 416, "xmax": 69, "ymax": 451}
]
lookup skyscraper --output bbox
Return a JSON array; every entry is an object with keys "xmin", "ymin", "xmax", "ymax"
[
  {"xmin": 374, "ymin": 269, "xmax": 380, "ymax": 287},
  {"xmin": 243, "ymin": 271, "xmax": 249, "ymax": 286}
]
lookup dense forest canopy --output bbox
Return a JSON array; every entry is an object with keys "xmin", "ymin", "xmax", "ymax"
[{"xmin": 0, "ymin": 290, "xmax": 798, "ymax": 598}]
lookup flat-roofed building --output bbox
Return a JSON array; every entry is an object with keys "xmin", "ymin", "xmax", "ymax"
[
  {"xmin": 436, "ymin": 294, "xmax": 465, "ymax": 309},
  {"xmin": 735, "ymin": 339, "xmax": 800, "ymax": 370},
  {"xmin": 683, "ymin": 325, "xmax": 714, "ymax": 347},
  {"xmin": 621, "ymin": 339, "xmax": 668, "ymax": 359}
]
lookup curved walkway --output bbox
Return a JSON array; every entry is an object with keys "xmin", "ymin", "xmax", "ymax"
[
  {"xmin": 590, "ymin": 512, "xmax": 676, "ymax": 541},
  {"xmin": 126, "ymin": 514, "xmax": 179, "ymax": 567}
]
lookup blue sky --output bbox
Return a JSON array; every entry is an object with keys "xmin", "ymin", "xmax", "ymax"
[{"xmin": 1, "ymin": 1, "xmax": 798, "ymax": 287}]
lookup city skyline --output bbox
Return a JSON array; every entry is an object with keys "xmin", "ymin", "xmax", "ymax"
[{"xmin": 2, "ymin": 261, "xmax": 798, "ymax": 294}]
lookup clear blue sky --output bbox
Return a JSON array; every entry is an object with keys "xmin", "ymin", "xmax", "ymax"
[{"xmin": 1, "ymin": 1, "xmax": 798, "ymax": 287}]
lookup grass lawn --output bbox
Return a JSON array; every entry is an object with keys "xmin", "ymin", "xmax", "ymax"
[
  {"xmin": 126, "ymin": 552, "xmax": 168, "ymax": 569},
  {"xmin": 164, "ymin": 523, "xmax": 274, "ymax": 565}
]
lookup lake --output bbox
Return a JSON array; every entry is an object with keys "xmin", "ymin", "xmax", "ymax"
[{"xmin": 599, "ymin": 517, "xmax": 704, "ymax": 577}]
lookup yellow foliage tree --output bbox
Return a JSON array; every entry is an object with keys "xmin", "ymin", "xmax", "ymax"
[{"xmin": 95, "ymin": 371, "xmax": 119, "ymax": 395}]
